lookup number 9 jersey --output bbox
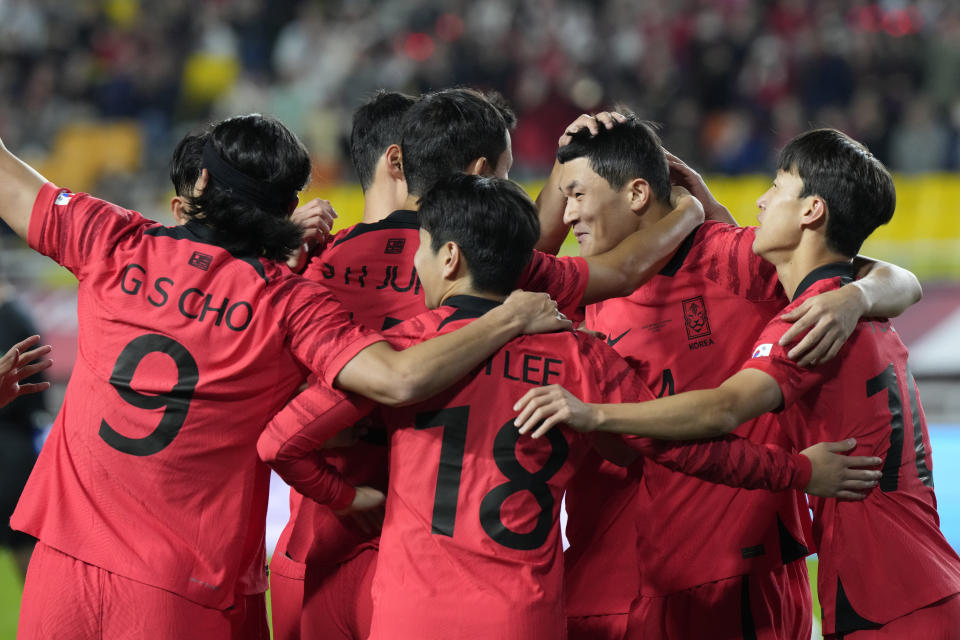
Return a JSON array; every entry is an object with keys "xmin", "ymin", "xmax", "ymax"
[
  {"xmin": 11, "ymin": 184, "xmax": 381, "ymax": 610},
  {"xmin": 365, "ymin": 295, "xmax": 651, "ymax": 640}
]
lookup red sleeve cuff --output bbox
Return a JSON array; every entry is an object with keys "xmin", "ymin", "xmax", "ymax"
[
  {"xmin": 329, "ymin": 483, "xmax": 357, "ymax": 511},
  {"xmin": 790, "ymin": 452, "xmax": 813, "ymax": 491}
]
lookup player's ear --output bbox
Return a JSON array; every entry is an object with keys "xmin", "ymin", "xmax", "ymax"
[
  {"xmin": 627, "ymin": 178, "xmax": 651, "ymax": 213},
  {"xmin": 801, "ymin": 196, "xmax": 827, "ymax": 230},
  {"xmin": 441, "ymin": 241, "xmax": 461, "ymax": 280},
  {"xmin": 170, "ymin": 196, "xmax": 190, "ymax": 226},
  {"xmin": 385, "ymin": 144, "xmax": 404, "ymax": 181},
  {"xmin": 465, "ymin": 157, "xmax": 488, "ymax": 177}
]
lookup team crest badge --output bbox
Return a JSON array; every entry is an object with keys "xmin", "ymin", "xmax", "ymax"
[{"xmin": 682, "ymin": 296, "xmax": 711, "ymax": 340}]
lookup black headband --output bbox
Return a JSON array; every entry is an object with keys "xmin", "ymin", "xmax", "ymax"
[{"xmin": 201, "ymin": 138, "xmax": 295, "ymax": 210}]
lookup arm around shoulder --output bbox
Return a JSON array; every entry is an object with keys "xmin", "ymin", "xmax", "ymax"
[
  {"xmin": 852, "ymin": 256, "xmax": 922, "ymax": 318},
  {"xmin": 580, "ymin": 190, "xmax": 704, "ymax": 304}
]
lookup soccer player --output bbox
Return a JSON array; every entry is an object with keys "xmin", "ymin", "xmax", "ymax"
[
  {"xmin": 516, "ymin": 128, "xmax": 960, "ymax": 639},
  {"xmin": 526, "ymin": 115, "xmax": 924, "ymax": 639},
  {"xmin": 0, "ymin": 114, "xmax": 569, "ymax": 640},
  {"xmin": 268, "ymin": 89, "xmax": 418, "ymax": 640}
]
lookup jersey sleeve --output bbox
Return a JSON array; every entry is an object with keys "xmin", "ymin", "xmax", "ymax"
[
  {"xmin": 625, "ymin": 435, "xmax": 812, "ymax": 491},
  {"xmin": 276, "ymin": 280, "xmax": 384, "ymax": 387},
  {"xmin": 28, "ymin": 182, "xmax": 152, "ymax": 277},
  {"xmin": 701, "ymin": 223, "xmax": 781, "ymax": 302},
  {"xmin": 257, "ymin": 378, "xmax": 375, "ymax": 510},
  {"xmin": 739, "ymin": 312, "xmax": 829, "ymax": 408},
  {"xmin": 517, "ymin": 251, "xmax": 589, "ymax": 319}
]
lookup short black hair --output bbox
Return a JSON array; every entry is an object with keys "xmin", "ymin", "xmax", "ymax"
[
  {"xmin": 777, "ymin": 128, "xmax": 895, "ymax": 257},
  {"xmin": 400, "ymin": 88, "xmax": 510, "ymax": 197},
  {"xmin": 350, "ymin": 90, "xmax": 418, "ymax": 191},
  {"xmin": 557, "ymin": 114, "xmax": 671, "ymax": 205},
  {"xmin": 169, "ymin": 114, "xmax": 310, "ymax": 261},
  {"xmin": 484, "ymin": 89, "xmax": 517, "ymax": 130},
  {"xmin": 417, "ymin": 174, "xmax": 539, "ymax": 297}
]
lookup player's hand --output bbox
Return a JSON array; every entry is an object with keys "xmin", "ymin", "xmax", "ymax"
[
  {"xmin": 558, "ymin": 112, "xmax": 628, "ymax": 147},
  {"xmin": 0, "ymin": 335, "xmax": 52, "ymax": 408},
  {"xmin": 779, "ymin": 284, "xmax": 864, "ymax": 366},
  {"xmin": 801, "ymin": 438, "xmax": 882, "ymax": 500},
  {"xmin": 286, "ymin": 198, "xmax": 337, "ymax": 271},
  {"xmin": 502, "ymin": 290, "xmax": 573, "ymax": 335},
  {"xmin": 335, "ymin": 486, "xmax": 386, "ymax": 536},
  {"xmin": 664, "ymin": 149, "xmax": 732, "ymax": 222},
  {"xmin": 513, "ymin": 384, "xmax": 599, "ymax": 438}
]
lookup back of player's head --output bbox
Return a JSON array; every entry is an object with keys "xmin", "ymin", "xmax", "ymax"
[
  {"xmin": 169, "ymin": 114, "xmax": 310, "ymax": 262},
  {"xmin": 400, "ymin": 87, "xmax": 510, "ymax": 198},
  {"xmin": 557, "ymin": 114, "xmax": 672, "ymax": 205},
  {"xmin": 777, "ymin": 128, "xmax": 895, "ymax": 257},
  {"xmin": 350, "ymin": 90, "xmax": 418, "ymax": 192},
  {"xmin": 418, "ymin": 174, "xmax": 539, "ymax": 296}
]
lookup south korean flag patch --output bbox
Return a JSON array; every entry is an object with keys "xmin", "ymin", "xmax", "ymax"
[
  {"xmin": 751, "ymin": 343, "xmax": 773, "ymax": 359},
  {"xmin": 54, "ymin": 192, "xmax": 75, "ymax": 206}
]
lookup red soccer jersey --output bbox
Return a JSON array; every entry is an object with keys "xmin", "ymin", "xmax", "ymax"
[
  {"xmin": 368, "ymin": 296, "xmax": 649, "ymax": 640},
  {"xmin": 742, "ymin": 262, "xmax": 960, "ymax": 635},
  {"xmin": 10, "ymin": 184, "xmax": 380, "ymax": 609},
  {"xmin": 580, "ymin": 221, "xmax": 813, "ymax": 604},
  {"xmin": 271, "ymin": 211, "xmax": 590, "ymax": 572}
]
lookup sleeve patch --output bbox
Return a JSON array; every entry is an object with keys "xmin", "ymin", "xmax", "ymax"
[
  {"xmin": 54, "ymin": 192, "xmax": 75, "ymax": 205},
  {"xmin": 751, "ymin": 343, "xmax": 773, "ymax": 358}
]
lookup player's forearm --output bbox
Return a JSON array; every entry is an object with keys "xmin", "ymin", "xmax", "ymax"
[
  {"xmin": 582, "ymin": 194, "xmax": 704, "ymax": 303},
  {"xmin": 636, "ymin": 435, "xmax": 811, "ymax": 491},
  {"xmin": 0, "ymin": 140, "xmax": 47, "ymax": 240},
  {"xmin": 593, "ymin": 374, "xmax": 780, "ymax": 440},
  {"xmin": 534, "ymin": 160, "xmax": 569, "ymax": 255},
  {"xmin": 337, "ymin": 304, "xmax": 528, "ymax": 406},
  {"xmin": 592, "ymin": 389, "xmax": 743, "ymax": 439},
  {"xmin": 852, "ymin": 257, "xmax": 922, "ymax": 318},
  {"xmin": 257, "ymin": 384, "xmax": 371, "ymax": 508}
]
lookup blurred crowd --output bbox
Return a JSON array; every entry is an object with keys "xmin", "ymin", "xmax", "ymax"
[{"xmin": 2, "ymin": 0, "xmax": 960, "ymax": 213}]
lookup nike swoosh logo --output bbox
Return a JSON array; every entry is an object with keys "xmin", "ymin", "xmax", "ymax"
[{"xmin": 606, "ymin": 329, "xmax": 631, "ymax": 347}]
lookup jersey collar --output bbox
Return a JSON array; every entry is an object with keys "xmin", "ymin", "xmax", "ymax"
[
  {"xmin": 793, "ymin": 261, "xmax": 856, "ymax": 299},
  {"xmin": 437, "ymin": 295, "xmax": 501, "ymax": 329},
  {"xmin": 658, "ymin": 224, "xmax": 701, "ymax": 277}
]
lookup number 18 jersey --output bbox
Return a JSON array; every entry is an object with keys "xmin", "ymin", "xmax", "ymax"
[
  {"xmin": 11, "ymin": 184, "xmax": 380, "ymax": 609},
  {"xmin": 367, "ymin": 295, "xmax": 650, "ymax": 640}
]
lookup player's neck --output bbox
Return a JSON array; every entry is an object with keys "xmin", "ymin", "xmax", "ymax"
[
  {"xmin": 362, "ymin": 184, "xmax": 406, "ymax": 223},
  {"xmin": 634, "ymin": 199, "xmax": 673, "ymax": 230},
  {"xmin": 773, "ymin": 240, "xmax": 851, "ymax": 301},
  {"xmin": 401, "ymin": 193, "xmax": 421, "ymax": 211}
]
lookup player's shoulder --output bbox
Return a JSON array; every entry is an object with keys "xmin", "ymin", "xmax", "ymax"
[
  {"xmin": 330, "ymin": 210, "xmax": 419, "ymax": 249},
  {"xmin": 381, "ymin": 307, "xmax": 446, "ymax": 346},
  {"xmin": 695, "ymin": 220, "xmax": 756, "ymax": 246}
]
